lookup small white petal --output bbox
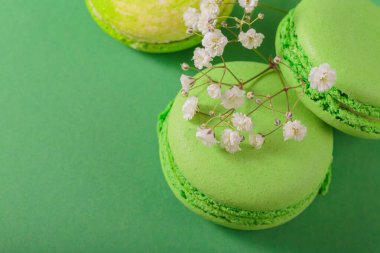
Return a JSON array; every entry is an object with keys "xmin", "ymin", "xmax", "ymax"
[
  {"xmin": 238, "ymin": 28, "xmax": 265, "ymax": 49},
  {"xmin": 182, "ymin": 96, "xmax": 198, "ymax": 120},
  {"xmin": 221, "ymin": 86, "xmax": 245, "ymax": 109},
  {"xmin": 238, "ymin": 0, "xmax": 258, "ymax": 13},
  {"xmin": 207, "ymin": 83, "xmax": 222, "ymax": 99},
  {"xmin": 183, "ymin": 8, "xmax": 200, "ymax": 30},
  {"xmin": 200, "ymin": 0, "xmax": 220, "ymax": 18},
  {"xmin": 308, "ymin": 63, "xmax": 337, "ymax": 92},
  {"xmin": 193, "ymin": 47, "xmax": 212, "ymax": 70},
  {"xmin": 220, "ymin": 129, "xmax": 242, "ymax": 153},
  {"xmin": 196, "ymin": 127, "xmax": 218, "ymax": 146},
  {"xmin": 180, "ymin": 74, "xmax": 194, "ymax": 93},
  {"xmin": 202, "ymin": 29, "xmax": 228, "ymax": 57},
  {"xmin": 249, "ymin": 133, "xmax": 265, "ymax": 149},
  {"xmin": 231, "ymin": 112, "xmax": 253, "ymax": 132},
  {"xmin": 283, "ymin": 120, "xmax": 307, "ymax": 141},
  {"xmin": 197, "ymin": 13, "xmax": 216, "ymax": 35}
]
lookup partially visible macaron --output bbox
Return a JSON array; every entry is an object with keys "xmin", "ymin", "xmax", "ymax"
[
  {"xmin": 276, "ymin": 0, "xmax": 380, "ymax": 139},
  {"xmin": 86, "ymin": 0, "xmax": 234, "ymax": 53},
  {"xmin": 158, "ymin": 61, "xmax": 333, "ymax": 230}
]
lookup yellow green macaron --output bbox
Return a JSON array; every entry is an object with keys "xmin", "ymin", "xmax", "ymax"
[
  {"xmin": 158, "ymin": 61, "xmax": 333, "ymax": 230},
  {"xmin": 86, "ymin": 0, "xmax": 234, "ymax": 53}
]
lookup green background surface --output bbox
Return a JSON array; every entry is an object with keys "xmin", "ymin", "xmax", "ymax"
[{"xmin": 0, "ymin": 0, "xmax": 379, "ymax": 252}]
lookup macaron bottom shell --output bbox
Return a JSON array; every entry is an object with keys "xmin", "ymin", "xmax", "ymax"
[{"xmin": 158, "ymin": 102, "xmax": 332, "ymax": 230}]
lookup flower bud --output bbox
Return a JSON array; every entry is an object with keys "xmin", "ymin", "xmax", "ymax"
[
  {"xmin": 285, "ymin": 111, "xmax": 293, "ymax": 119},
  {"xmin": 258, "ymin": 13, "xmax": 265, "ymax": 20},
  {"xmin": 273, "ymin": 56, "xmax": 281, "ymax": 64},
  {"xmin": 275, "ymin": 119, "xmax": 282, "ymax": 126},
  {"xmin": 181, "ymin": 90, "xmax": 188, "ymax": 97},
  {"xmin": 181, "ymin": 63, "xmax": 190, "ymax": 71},
  {"xmin": 247, "ymin": 91, "xmax": 255, "ymax": 99}
]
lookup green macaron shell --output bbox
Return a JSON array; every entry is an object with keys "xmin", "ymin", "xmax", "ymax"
[
  {"xmin": 86, "ymin": 0, "xmax": 234, "ymax": 53},
  {"xmin": 158, "ymin": 62, "xmax": 333, "ymax": 230},
  {"xmin": 275, "ymin": 0, "xmax": 380, "ymax": 138}
]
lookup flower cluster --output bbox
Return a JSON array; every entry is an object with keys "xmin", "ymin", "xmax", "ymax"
[
  {"xmin": 183, "ymin": 0, "xmax": 265, "ymax": 71},
  {"xmin": 180, "ymin": 0, "xmax": 337, "ymax": 153}
]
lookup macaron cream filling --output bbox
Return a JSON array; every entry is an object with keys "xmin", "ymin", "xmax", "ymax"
[
  {"xmin": 277, "ymin": 10, "xmax": 380, "ymax": 135},
  {"xmin": 158, "ymin": 101, "xmax": 332, "ymax": 228}
]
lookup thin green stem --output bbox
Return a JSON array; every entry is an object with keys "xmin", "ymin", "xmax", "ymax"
[
  {"xmin": 263, "ymin": 125, "xmax": 283, "ymax": 137},
  {"xmin": 242, "ymin": 66, "xmax": 272, "ymax": 85},
  {"xmin": 253, "ymin": 49, "xmax": 269, "ymax": 63},
  {"xmin": 212, "ymin": 109, "xmax": 234, "ymax": 130}
]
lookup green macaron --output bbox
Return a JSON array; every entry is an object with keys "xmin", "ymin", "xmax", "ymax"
[
  {"xmin": 158, "ymin": 62, "xmax": 333, "ymax": 230},
  {"xmin": 85, "ymin": 0, "xmax": 234, "ymax": 53},
  {"xmin": 276, "ymin": 0, "xmax": 380, "ymax": 139}
]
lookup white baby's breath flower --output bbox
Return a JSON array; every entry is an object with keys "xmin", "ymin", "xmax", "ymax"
[
  {"xmin": 200, "ymin": 0, "xmax": 220, "ymax": 18},
  {"xmin": 238, "ymin": 0, "xmax": 258, "ymax": 13},
  {"xmin": 221, "ymin": 86, "xmax": 245, "ymax": 109},
  {"xmin": 182, "ymin": 96, "xmax": 198, "ymax": 120},
  {"xmin": 249, "ymin": 133, "xmax": 265, "ymax": 149},
  {"xmin": 202, "ymin": 29, "xmax": 228, "ymax": 57},
  {"xmin": 196, "ymin": 127, "xmax": 218, "ymax": 146},
  {"xmin": 193, "ymin": 47, "xmax": 212, "ymax": 70},
  {"xmin": 220, "ymin": 129, "xmax": 242, "ymax": 153},
  {"xmin": 183, "ymin": 8, "xmax": 200, "ymax": 30},
  {"xmin": 231, "ymin": 112, "xmax": 253, "ymax": 132},
  {"xmin": 283, "ymin": 120, "xmax": 307, "ymax": 141},
  {"xmin": 207, "ymin": 83, "xmax": 221, "ymax": 99},
  {"xmin": 308, "ymin": 64, "xmax": 337, "ymax": 92},
  {"xmin": 197, "ymin": 13, "xmax": 216, "ymax": 34},
  {"xmin": 180, "ymin": 74, "xmax": 194, "ymax": 93},
  {"xmin": 238, "ymin": 28, "xmax": 265, "ymax": 49}
]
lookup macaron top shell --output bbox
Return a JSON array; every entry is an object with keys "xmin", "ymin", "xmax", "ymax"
[
  {"xmin": 167, "ymin": 62, "xmax": 333, "ymax": 211},
  {"xmin": 294, "ymin": 0, "xmax": 380, "ymax": 107},
  {"xmin": 88, "ymin": 0, "xmax": 232, "ymax": 44}
]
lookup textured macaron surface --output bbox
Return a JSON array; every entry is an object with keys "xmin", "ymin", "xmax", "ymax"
[
  {"xmin": 88, "ymin": 0, "xmax": 199, "ymax": 43},
  {"xmin": 163, "ymin": 62, "xmax": 333, "ymax": 214},
  {"xmin": 294, "ymin": 0, "xmax": 380, "ymax": 106},
  {"xmin": 86, "ymin": 0, "xmax": 234, "ymax": 52},
  {"xmin": 88, "ymin": 0, "xmax": 232, "ymax": 43},
  {"xmin": 276, "ymin": 0, "xmax": 380, "ymax": 136}
]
